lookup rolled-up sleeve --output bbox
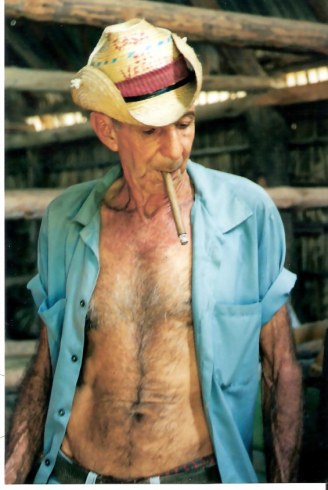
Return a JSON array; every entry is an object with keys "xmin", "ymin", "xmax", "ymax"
[
  {"xmin": 261, "ymin": 267, "xmax": 296, "ymax": 325},
  {"xmin": 27, "ymin": 273, "xmax": 47, "ymax": 310},
  {"xmin": 258, "ymin": 198, "xmax": 297, "ymax": 325}
]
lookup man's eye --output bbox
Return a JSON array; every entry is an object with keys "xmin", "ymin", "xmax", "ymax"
[
  {"xmin": 177, "ymin": 119, "xmax": 194, "ymax": 129},
  {"xmin": 143, "ymin": 128, "xmax": 156, "ymax": 135}
]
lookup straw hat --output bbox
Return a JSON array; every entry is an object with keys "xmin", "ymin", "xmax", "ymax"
[{"xmin": 70, "ymin": 18, "xmax": 202, "ymax": 127}]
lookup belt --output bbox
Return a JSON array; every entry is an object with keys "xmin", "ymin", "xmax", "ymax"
[{"xmin": 51, "ymin": 451, "xmax": 221, "ymax": 484}]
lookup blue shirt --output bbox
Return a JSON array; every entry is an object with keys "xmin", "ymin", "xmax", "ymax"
[{"xmin": 28, "ymin": 160, "xmax": 296, "ymax": 483}]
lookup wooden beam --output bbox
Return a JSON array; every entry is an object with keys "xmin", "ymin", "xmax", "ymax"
[
  {"xmin": 5, "ymin": 67, "xmax": 73, "ymax": 92},
  {"xmin": 196, "ymin": 96, "xmax": 251, "ymax": 120},
  {"xmin": 190, "ymin": 0, "xmax": 267, "ymax": 77},
  {"xmin": 254, "ymin": 80, "xmax": 328, "ymax": 107},
  {"xmin": 6, "ymin": 340, "xmax": 37, "ymax": 357},
  {"xmin": 196, "ymin": 80, "xmax": 328, "ymax": 121},
  {"xmin": 271, "ymin": 57, "xmax": 328, "ymax": 76},
  {"xmin": 5, "ymin": 186, "xmax": 328, "ymax": 220},
  {"xmin": 4, "ymin": 0, "xmax": 328, "ymax": 54},
  {"xmin": 203, "ymin": 74, "xmax": 284, "ymax": 91},
  {"xmin": 5, "ymin": 189, "xmax": 65, "ymax": 219},
  {"xmin": 5, "ymin": 67, "xmax": 285, "ymax": 93},
  {"xmin": 293, "ymin": 319, "xmax": 328, "ymax": 344},
  {"xmin": 88, "ymin": 185, "xmax": 316, "ymax": 209},
  {"xmin": 5, "ymin": 122, "xmax": 94, "ymax": 151}
]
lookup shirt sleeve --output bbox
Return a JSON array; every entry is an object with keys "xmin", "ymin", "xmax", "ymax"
[
  {"xmin": 258, "ymin": 197, "xmax": 297, "ymax": 325},
  {"xmin": 27, "ymin": 207, "xmax": 50, "ymax": 311},
  {"xmin": 27, "ymin": 206, "xmax": 69, "ymax": 371}
]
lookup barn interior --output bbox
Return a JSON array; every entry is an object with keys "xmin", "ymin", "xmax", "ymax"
[{"xmin": 4, "ymin": 0, "xmax": 328, "ymax": 483}]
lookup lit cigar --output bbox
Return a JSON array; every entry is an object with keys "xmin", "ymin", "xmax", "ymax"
[{"xmin": 162, "ymin": 171, "xmax": 188, "ymax": 245}]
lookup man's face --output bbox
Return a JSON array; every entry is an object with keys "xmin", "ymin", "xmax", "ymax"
[{"xmin": 112, "ymin": 110, "xmax": 196, "ymax": 192}]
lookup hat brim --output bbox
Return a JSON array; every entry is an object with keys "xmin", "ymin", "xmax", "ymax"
[{"xmin": 71, "ymin": 33, "xmax": 202, "ymax": 127}]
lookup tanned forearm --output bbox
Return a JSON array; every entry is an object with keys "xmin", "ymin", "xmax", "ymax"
[
  {"xmin": 261, "ymin": 359, "xmax": 303, "ymax": 481},
  {"xmin": 260, "ymin": 305, "xmax": 303, "ymax": 482},
  {"xmin": 5, "ymin": 323, "xmax": 52, "ymax": 484}
]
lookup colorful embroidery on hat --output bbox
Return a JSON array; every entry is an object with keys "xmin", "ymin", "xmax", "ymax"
[{"xmin": 90, "ymin": 36, "xmax": 172, "ymax": 68}]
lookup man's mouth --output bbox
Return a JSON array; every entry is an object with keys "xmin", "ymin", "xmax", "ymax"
[{"xmin": 159, "ymin": 159, "xmax": 184, "ymax": 174}]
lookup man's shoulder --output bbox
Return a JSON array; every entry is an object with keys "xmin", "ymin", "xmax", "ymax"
[
  {"xmin": 46, "ymin": 179, "xmax": 98, "ymax": 219},
  {"xmin": 45, "ymin": 165, "xmax": 121, "ymax": 221},
  {"xmin": 188, "ymin": 160, "xmax": 274, "ymax": 212}
]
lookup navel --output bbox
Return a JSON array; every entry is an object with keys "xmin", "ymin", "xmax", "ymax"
[{"xmin": 132, "ymin": 412, "xmax": 144, "ymax": 423}]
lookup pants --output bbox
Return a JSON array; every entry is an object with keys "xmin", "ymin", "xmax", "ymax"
[{"xmin": 48, "ymin": 450, "xmax": 221, "ymax": 484}]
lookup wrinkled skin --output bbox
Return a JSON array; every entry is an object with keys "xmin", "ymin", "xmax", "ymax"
[
  {"xmin": 260, "ymin": 304, "xmax": 303, "ymax": 482},
  {"xmin": 5, "ymin": 111, "xmax": 302, "ymax": 483}
]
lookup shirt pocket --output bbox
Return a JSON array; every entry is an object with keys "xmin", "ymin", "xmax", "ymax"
[
  {"xmin": 38, "ymin": 297, "xmax": 66, "ymax": 370},
  {"xmin": 212, "ymin": 302, "xmax": 261, "ymax": 388}
]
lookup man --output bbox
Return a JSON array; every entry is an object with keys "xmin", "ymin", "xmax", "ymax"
[{"xmin": 5, "ymin": 18, "xmax": 302, "ymax": 484}]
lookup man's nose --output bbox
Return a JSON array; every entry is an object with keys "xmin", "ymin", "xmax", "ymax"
[{"xmin": 160, "ymin": 127, "xmax": 183, "ymax": 162}]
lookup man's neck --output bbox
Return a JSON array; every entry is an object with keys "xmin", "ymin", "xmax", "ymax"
[{"xmin": 103, "ymin": 171, "xmax": 193, "ymax": 221}]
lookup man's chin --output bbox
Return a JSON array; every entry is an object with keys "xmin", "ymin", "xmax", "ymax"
[{"xmin": 171, "ymin": 166, "xmax": 187, "ymax": 183}]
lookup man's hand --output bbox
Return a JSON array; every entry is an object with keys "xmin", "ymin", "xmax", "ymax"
[{"xmin": 260, "ymin": 304, "xmax": 303, "ymax": 482}]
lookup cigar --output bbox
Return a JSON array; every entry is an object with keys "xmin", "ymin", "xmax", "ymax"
[{"xmin": 162, "ymin": 171, "xmax": 188, "ymax": 245}]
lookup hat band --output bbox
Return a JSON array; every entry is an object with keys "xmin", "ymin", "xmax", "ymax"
[
  {"xmin": 123, "ymin": 72, "xmax": 196, "ymax": 103},
  {"xmin": 115, "ymin": 56, "xmax": 190, "ymax": 97}
]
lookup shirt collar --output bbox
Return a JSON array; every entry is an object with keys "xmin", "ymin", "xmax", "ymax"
[
  {"xmin": 71, "ymin": 160, "xmax": 252, "ymax": 233},
  {"xmin": 72, "ymin": 164, "xmax": 122, "ymax": 226},
  {"xmin": 187, "ymin": 160, "xmax": 253, "ymax": 234}
]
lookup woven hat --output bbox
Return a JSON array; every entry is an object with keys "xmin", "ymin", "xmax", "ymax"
[{"xmin": 70, "ymin": 18, "xmax": 202, "ymax": 126}]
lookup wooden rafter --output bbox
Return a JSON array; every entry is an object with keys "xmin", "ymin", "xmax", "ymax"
[
  {"xmin": 190, "ymin": 0, "xmax": 267, "ymax": 77},
  {"xmin": 5, "ymin": 122, "xmax": 95, "ymax": 150},
  {"xmin": 196, "ymin": 80, "xmax": 328, "ymax": 121},
  {"xmin": 5, "ymin": 67, "xmax": 73, "ymax": 92},
  {"xmin": 5, "ymin": 186, "xmax": 328, "ymax": 220},
  {"xmin": 4, "ymin": 67, "xmax": 285, "ymax": 93},
  {"xmin": 5, "ymin": 0, "xmax": 328, "ymax": 54},
  {"xmin": 254, "ymin": 80, "xmax": 328, "ymax": 106}
]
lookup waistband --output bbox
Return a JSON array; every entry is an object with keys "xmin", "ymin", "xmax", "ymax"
[{"xmin": 51, "ymin": 451, "xmax": 221, "ymax": 484}]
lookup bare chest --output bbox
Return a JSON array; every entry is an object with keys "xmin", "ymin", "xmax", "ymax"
[
  {"xmin": 81, "ymin": 204, "xmax": 196, "ymax": 407},
  {"xmin": 90, "ymin": 204, "xmax": 193, "ymax": 335}
]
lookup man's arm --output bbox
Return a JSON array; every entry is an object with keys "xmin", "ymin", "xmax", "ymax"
[
  {"xmin": 5, "ymin": 322, "xmax": 52, "ymax": 484},
  {"xmin": 260, "ymin": 304, "xmax": 303, "ymax": 483}
]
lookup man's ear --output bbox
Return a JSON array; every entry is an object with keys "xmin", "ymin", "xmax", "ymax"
[{"xmin": 90, "ymin": 112, "xmax": 119, "ymax": 152}]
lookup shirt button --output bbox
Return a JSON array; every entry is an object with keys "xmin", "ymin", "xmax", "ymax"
[
  {"xmin": 71, "ymin": 354, "xmax": 78, "ymax": 362},
  {"xmin": 58, "ymin": 408, "xmax": 65, "ymax": 417},
  {"xmin": 45, "ymin": 458, "xmax": 51, "ymax": 466},
  {"xmin": 80, "ymin": 299, "xmax": 85, "ymax": 307}
]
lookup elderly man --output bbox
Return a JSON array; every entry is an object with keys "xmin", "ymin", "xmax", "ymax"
[{"xmin": 5, "ymin": 18, "xmax": 302, "ymax": 484}]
